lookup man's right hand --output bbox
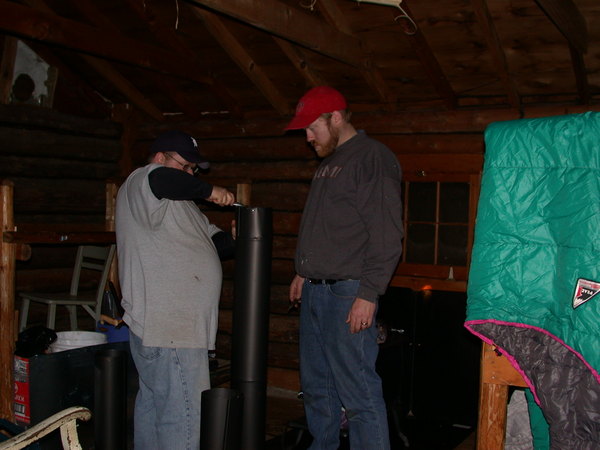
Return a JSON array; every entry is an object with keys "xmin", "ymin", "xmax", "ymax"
[
  {"xmin": 208, "ymin": 186, "xmax": 235, "ymax": 206},
  {"xmin": 289, "ymin": 274, "xmax": 304, "ymax": 303}
]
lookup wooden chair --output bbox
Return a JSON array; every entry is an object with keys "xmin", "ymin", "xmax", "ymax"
[
  {"xmin": 0, "ymin": 406, "xmax": 91, "ymax": 450},
  {"xmin": 18, "ymin": 245, "xmax": 116, "ymax": 332}
]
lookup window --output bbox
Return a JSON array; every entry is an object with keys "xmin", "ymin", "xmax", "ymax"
[{"xmin": 392, "ymin": 173, "xmax": 480, "ymax": 290}]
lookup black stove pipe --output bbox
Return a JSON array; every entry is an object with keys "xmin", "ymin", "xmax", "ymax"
[
  {"xmin": 231, "ymin": 206, "xmax": 272, "ymax": 448},
  {"xmin": 94, "ymin": 348, "xmax": 127, "ymax": 450}
]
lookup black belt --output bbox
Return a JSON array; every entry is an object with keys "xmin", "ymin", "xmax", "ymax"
[{"xmin": 307, "ymin": 278, "xmax": 345, "ymax": 285}]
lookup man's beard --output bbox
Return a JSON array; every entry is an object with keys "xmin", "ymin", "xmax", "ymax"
[{"xmin": 312, "ymin": 123, "xmax": 339, "ymax": 158}]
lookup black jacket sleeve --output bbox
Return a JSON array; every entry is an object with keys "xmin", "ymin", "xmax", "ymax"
[
  {"xmin": 148, "ymin": 166, "xmax": 213, "ymax": 200},
  {"xmin": 211, "ymin": 231, "xmax": 236, "ymax": 260}
]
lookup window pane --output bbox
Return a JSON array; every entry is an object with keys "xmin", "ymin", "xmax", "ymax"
[
  {"xmin": 438, "ymin": 225, "xmax": 468, "ymax": 265},
  {"xmin": 406, "ymin": 223, "xmax": 435, "ymax": 264},
  {"xmin": 439, "ymin": 183, "xmax": 469, "ymax": 223},
  {"xmin": 408, "ymin": 182, "xmax": 436, "ymax": 222}
]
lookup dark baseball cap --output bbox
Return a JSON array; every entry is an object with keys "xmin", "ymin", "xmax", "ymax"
[
  {"xmin": 284, "ymin": 86, "xmax": 347, "ymax": 130},
  {"xmin": 150, "ymin": 130, "xmax": 210, "ymax": 169}
]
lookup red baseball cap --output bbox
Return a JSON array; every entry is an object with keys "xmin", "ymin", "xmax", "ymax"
[{"xmin": 284, "ymin": 86, "xmax": 347, "ymax": 130}]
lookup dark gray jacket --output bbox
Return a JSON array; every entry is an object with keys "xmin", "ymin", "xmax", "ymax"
[{"xmin": 295, "ymin": 131, "xmax": 404, "ymax": 302}]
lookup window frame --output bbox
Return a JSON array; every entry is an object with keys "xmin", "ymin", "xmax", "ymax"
[{"xmin": 391, "ymin": 172, "xmax": 481, "ymax": 292}]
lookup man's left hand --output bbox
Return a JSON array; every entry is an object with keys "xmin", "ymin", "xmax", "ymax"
[{"xmin": 346, "ymin": 297, "xmax": 376, "ymax": 333}]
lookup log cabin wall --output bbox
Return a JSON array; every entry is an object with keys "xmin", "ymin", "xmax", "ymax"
[{"xmin": 0, "ymin": 103, "xmax": 122, "ymax": 294}]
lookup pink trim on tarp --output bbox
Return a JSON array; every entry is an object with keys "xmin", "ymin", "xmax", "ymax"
[{"xmin": 464, "ymin": 319, "xmax": 600, "ymax": 405}]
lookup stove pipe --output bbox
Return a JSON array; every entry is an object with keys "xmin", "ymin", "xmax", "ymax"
[{"xmin": 231, "ymin": 206, "xmax": 272, "ymax": 448}]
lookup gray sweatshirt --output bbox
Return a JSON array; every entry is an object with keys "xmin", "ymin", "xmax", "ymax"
[{"xmin": 116, "ymin": 163, "xmax": 222, "ymax": 348}]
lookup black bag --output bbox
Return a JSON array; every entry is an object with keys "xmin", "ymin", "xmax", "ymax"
[{"xmin": 100, "ymin": 281, "xmax": 124, "ymax": 320}]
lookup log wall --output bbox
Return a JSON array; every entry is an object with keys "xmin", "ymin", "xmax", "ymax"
[{"xmin": 0, "ymin": 103, "xmax": 122, "ymax": 293}]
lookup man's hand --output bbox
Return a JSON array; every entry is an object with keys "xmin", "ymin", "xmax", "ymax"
[
  {"xmin": 289, "ymin": 274, "xmax": 305, "ymax": 305},
  {"xmin": 346, "ymin": 297, "xmax": 376, "ymax": 333},
  {"xmin": 208, "ymin": 186, "xmax": 235, "ymax": 206}
]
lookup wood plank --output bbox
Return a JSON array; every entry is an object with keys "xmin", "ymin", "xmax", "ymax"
[
  {"xmin": 318, "ymin": 0, "xmax": 396, "ymax": 105},
  {"xmin": 123, "ymin": 0, "xmax": 241, "ymax": 118},
  {"xmin": 535, "ymin": 0, "xmax": 588, "ymax": 53},
  {"xmin": 147, "ymin": 105, "xmax": 600, "ymax": 139},
  {"xmin": 472, "ymin": 0, "xmax": 521, "ymax": 108},
  {"xmin": 0, "ymin": 103, "xmax": 122, "ymax": 137},
  {"xmin": 0, "ymin": 127, "xmax": 121, "ymax": 160},
  {"xmin": 191, "ymin": 0, "xmax": 362, "ymax": 66},
  {"xmin": 0, "ymin": 180, "xmax": 16, "ymax": 420},
  {"xmin": 400, "ymin": 2, "xmax": 457, "ymax": 109},
  {"xmin": 193, "ymin": 9, "xmax": 291, "ymax": 116},
  {"xmin": 481, "ymin": 342, "xmax": 527, "ymax": 388},
  {"xmin": 0, "ymin": 156, "xmax": 117, "ymax": 179},
  {"xmin": 3, "ymin": 231, "xmax": 115, "ymax": 244}
]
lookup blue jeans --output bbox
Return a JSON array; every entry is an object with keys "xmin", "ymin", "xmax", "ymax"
[
  {"xmin": 129, "ymin": 331, "xmax": 210, "ymax": 450},
  {"xmin": 299, "ymin": 279, "xmax": 390, "ymax": 450}
]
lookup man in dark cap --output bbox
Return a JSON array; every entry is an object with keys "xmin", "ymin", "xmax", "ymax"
[
  {"xmin": 287, "ymin": 87, "xmax": 403, "ymax": 449},
  {"xmin": 115, "ymin": 130, "xmax": 235, "ymax": 449}
]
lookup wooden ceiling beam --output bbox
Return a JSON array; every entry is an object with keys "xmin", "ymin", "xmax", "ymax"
[
  {"xmin": 399, "ymin": 2, "xmax": 457, "ymax": 110},
  {"xmin": 83, "ymin": 56, "xmax": 164, "ymax": 121},
  {"xmin": 569, "ymin": 44, "xmax": 590, "ymax": 105},
  {"xmin": 535, "ymin": 0, "xmax": 587, "ymax": 53},
  {"xmin": 184, "ymin": 0, "xmax": 363, "ymax": 66},
  {"xmin": 535, "ymin": 0, "xmax": 590, "ymax": 104},
  {"xmin": 0, "ymin": 0, "xmax": 212, "ymax": 86},
  {"xmin": 144, "ymin": 104, "xmax": 599, "ymax": 140},
  {"xmin": 318, "ymin": 0, "xmax": 397, "ymax": 107},
  {"xmin": 191, "ymin": 8, "xmax": 292, "ymax": 116},
  {"xmin": 123, "ymin": 0, "xmax": 242, "ymax": 118},
  {"xmin": 471, "ymin": 0, "xmax": 521, "ymax": 109},
  {"xmin": 273, "ymin": 37, "xmax": 328, "ymax": 88}
]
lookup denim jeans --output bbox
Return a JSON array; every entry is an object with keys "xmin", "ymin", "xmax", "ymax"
[
  {"xmin": 129, "ymin": 331, "xmax": 210, "ymax": 450},
  {"xmin": 299, "ymin": 279, "xmax": 390, "ymax": 450}
]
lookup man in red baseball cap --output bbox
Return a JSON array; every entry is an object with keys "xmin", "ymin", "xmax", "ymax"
[{"xmin": 287, "ymin": 87, "xmax": 404, "ymax": 449}]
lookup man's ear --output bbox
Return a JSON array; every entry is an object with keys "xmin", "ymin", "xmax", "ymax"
[
  {"xmin": 331, "ymin": 110, "xmax": 344, "ymax": 125},
  {"xmin": 151, "ymin": 152, "xmax": 164, "ymax": 164}
]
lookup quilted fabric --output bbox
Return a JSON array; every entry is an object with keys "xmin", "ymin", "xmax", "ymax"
[{"xmin": 465, "ymin": 112, "xmax": 600, "ymax": 450}]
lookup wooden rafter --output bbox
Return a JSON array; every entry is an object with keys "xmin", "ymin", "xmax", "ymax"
[
  {"xmin": 318, "ymin": 0, "xmax": 397, "ymax": 107},
  {"xmin": 123, "ymin": 0, "xmax": 242, "ymax": 118},
  {"xmin": 273, "ymin": 37, "xmax": 328, "ymax": 88},
  {"xmin": 185, "ymin": 0, "xmax": 363, "ymax": 67},
  {"xmin": 535, "ymin": 0, "xmax": 590, "ymax": 104},
  {"xmin": 400, "ymin": 2, "xmax": 457, "ymax": 110},
  {"xmin": 471, "ymin": 0, "xmax": 521, "ymax": 109},
  {"xmin": 190, "ymin": 7, "xmax": 292, "ymax": 115}
]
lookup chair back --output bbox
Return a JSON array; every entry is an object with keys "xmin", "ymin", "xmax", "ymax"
[{"xmin": 69, "ymin": 244, "xmax": 116, "ymax": 320}]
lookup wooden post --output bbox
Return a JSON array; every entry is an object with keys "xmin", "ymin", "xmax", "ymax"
[
  {"xmin": 476, "ymin": 342, "xmax": 527, "ymax": 449},
  {"xmin": 236, "ymin": 182, "xmax": 252, "ymax": 206},
  {"xmin": 0, "ymin": 180, "xmax": 16, "ymax": 421},
  {"xmin": 105, "ymin": 180, "xmax": 120, "ymax": 293}
]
